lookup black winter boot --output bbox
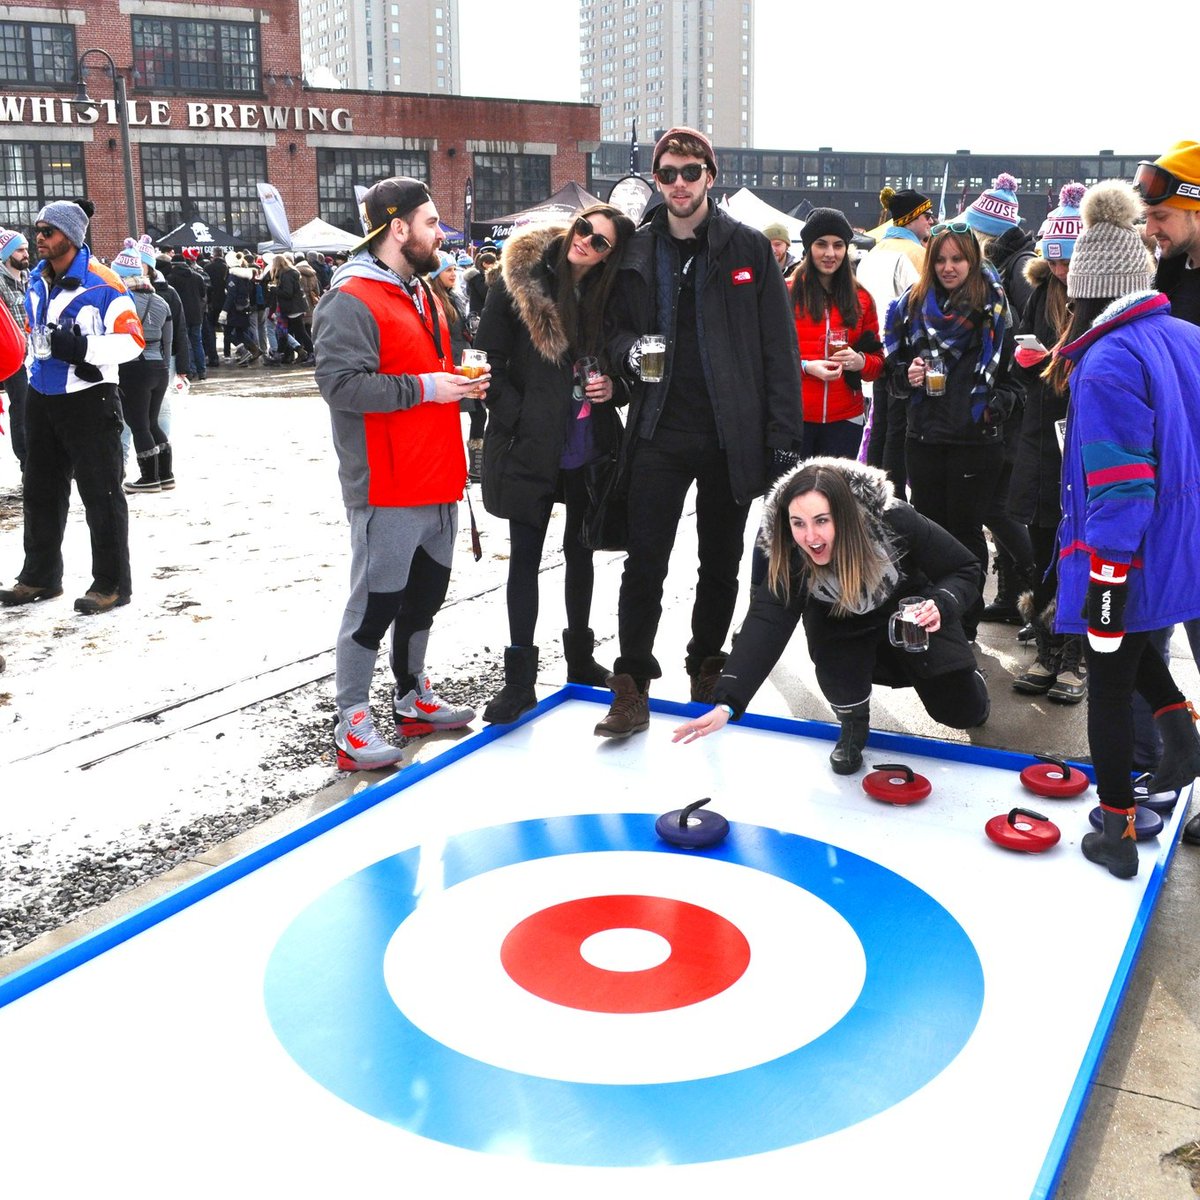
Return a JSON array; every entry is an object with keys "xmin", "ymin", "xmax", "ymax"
[
  {"xmin": 1012, "ymin": 594, "xmax": 1060, "ymax": 695},
  {"xmin": 1081, "ymin": 803, "xmax": 1139, "ymax": 879},
  {"xmin": 982, "ymin": 552, "xmax": 1024, "ymax": 624},
  {"xmin": 562, "ymin": 627, "xmax": 611, "ymax": 687},
  {"xmin": 1147, "ymin": 701, "xmax": 1200, "ymax": 794},
  {"xmin": 689, "ymin": 653, "xmax": 728, "ymax": 704},
  {"xmin": 124, "ymin": 447, "xmax": 160, "ymax": 493},
  {"xmin": 483, "ymin": 646, "xmax": 539, "ymax": 724},
  {"xmin": 829, "ymin": 700, "xmax": 871, "ymax": 775},
  {"xmin": 156, "ymin": 442, "xmax": 175, "ymax": 491}
]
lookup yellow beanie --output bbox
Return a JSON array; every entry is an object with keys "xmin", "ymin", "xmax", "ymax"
[{"xmin": 1154, "ymin": 140, "xmax": 1200, "ymax": 210}]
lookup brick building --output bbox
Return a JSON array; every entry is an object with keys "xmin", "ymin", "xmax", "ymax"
[{"xmin": 0, "ymin": 0, "xmax": 598, "ymax": 255}]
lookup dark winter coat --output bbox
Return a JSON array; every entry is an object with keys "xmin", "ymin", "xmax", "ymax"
[
  {"xmin": 607, "ymin": 200, "xmax": 803, "ymax": 506},
  {"xmin": 983, "ymin": 226, "xmax": 1036, "ymax": 324},
  {"xmin": 166, "ymin": 261, "xmax": 208, "ymax": 326},
  {"xmin": 153, "ymin": 275, "xmax": 190, "ymax": 374},
  {"xmin": 1008, "ymin": 258, "xmax": 1067, "ymax": 528},
  {"xmin": 713, "ymin": 457, "xmax": 981, "ymax": 717},
  {"xmin": 1155, "ymin": 252, "xmax": 1200, "ymax": 326},
  {"xmin": 275, "ymin": 266, "xmax": 310, "ymax": 318},
  {"xmin": 203, "ymin": 257, "xmax": 228, "ymax": 317},
  {"xmin": 474, "ymin": 224, "xmax": 626, "ymax": 528}
]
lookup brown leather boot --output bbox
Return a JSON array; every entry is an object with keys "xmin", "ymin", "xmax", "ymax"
[
  {"xmin": 594, "ymin": 673, "xmax": 649, "ymax": 739},
  {"xmin": 689, "ymin": 653, "xmax": 728, "ymax": 703}
]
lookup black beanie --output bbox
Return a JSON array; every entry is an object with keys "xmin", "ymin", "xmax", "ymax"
[{"xmin": 800, "ymin": 208, "xmax": 854, "ymax": 252}]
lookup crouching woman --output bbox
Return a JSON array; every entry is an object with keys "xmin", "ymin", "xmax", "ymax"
[{"xmin": 673, "ymin": 457, "xmax": 990, "ymax": 773}]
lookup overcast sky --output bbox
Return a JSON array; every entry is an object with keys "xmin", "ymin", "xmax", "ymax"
[{"xmin": 457, "ymin": 0, "xmax": 1172, "ymax": 159}]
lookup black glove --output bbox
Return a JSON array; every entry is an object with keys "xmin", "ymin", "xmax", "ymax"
[
  {"xmin": 49, "ymin": 323, "xmax": 90, "ymax": 366},
  {"xmin": 772, "ymin": 448, "xmax": 802, "ymax": 475}
]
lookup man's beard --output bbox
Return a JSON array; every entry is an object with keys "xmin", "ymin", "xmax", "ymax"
[
  {"xmin": 402, "ymin": 241, "xmax": 440, "ymax": 274},
  {"xmin": 665, "ymin": 191, "xmax": 707, "ymax": 220}
]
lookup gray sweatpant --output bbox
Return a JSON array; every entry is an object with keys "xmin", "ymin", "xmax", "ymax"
[{"xmin": 335, "ymin": 502, "xmax": 457, "ymax": 712}]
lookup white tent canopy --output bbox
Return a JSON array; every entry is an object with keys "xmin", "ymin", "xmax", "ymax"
[
  {"xmin": 257, "ymin": 217, "xmax": 360, "ymax": 256},
  {"xmin": 719, "ymin": 187, "xmax": 804, "ymax": 242}
]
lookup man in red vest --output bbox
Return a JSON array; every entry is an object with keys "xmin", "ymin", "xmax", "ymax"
[{"xmin": 314, "ymin": 177, "xmax": 487, "ymax": 770}]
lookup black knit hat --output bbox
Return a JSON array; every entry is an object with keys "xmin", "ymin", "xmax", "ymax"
[
  {"xmin": 800, "ymin": 208, "xmax": 854, "ymax": 252},
  {"xmin": 881, "ymin": 187, "xmax": 932, "ymax": 227}
]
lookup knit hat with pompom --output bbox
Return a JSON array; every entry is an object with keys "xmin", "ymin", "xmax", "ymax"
[
  {"xmin": 111, "ymin": 237, "xmax": 144, "ymax": 277},
  {"xmin": 1038, "ymin": 182, "xmax": 1085, "ymax": 262},
  {"xmin": 965, "ymin": 173, "xmax": 1021, "ymax": 236},
  {"xmin": 1067, "ymin": 181, "xmax": 1156, "ymax": 300}
]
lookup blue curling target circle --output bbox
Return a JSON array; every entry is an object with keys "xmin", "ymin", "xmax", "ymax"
[{"xmin": 264, "ymin": 813, "xmax": 984, "ymax": 1165}]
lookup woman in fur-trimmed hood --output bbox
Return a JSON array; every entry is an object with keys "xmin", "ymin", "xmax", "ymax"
[
  {"xmin": 473, "ymin": 204, "xmax": 635, "ymax": 724},
  {"xmin": 672, "ymin": 456, "xmax": 989, "ymax": 775}
]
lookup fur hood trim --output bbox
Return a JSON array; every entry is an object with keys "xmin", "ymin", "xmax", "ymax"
[
  {"xmin": 756, "ymin": 456, "xmax": 897, "ymax": 554},
  {"xmin": 1025, "ymin": 255, "xmax": 1053, "ymax": 288},
  {"xmin": 500, "ymin": 223, "xmax": 570, "ymax": 364}
]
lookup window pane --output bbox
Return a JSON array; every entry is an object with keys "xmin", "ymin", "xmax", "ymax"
[
  {"xmin": 0, "ymin": 141, "xmax": 86, "ymax": 230},
  {"xmin": 473, "ymin": 154, "xmax": 550, "ymax": 218},
  {"xmin": 140, "ymin": 143, "xmax": 268, "ymax": 242},
  {"xmin": 132, "ymin": 15, "xmax": 259, "ymax": 93},
  {"xmin": 0, "ymin": 20, "xmax": 76, "ymax": 86},
  {"xmin": 316, "ymin": 148, "xmax": 430, "ymax": 233}
]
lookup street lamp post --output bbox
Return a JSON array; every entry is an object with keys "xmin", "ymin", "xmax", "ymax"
[{"xmin": 71, "ymin": 48, "xmax": 138, "ymax": 240}]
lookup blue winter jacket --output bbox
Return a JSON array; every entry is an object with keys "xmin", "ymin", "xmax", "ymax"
[{"xmin": 1055, "ymin": 291, "xmax": 1200, "ymax": 634}]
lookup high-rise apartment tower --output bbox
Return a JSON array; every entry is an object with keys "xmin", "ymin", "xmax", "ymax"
[
  {"xmin": 300, "ymin": 0, "xmax": 460, "ymax": 93},
  {"xmin": 580, "ymin": 0, "xmax": 753, "ymax": 149}
]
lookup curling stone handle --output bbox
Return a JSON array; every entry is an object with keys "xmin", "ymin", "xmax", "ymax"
[
  {"xmin": 870, "ymin": 763, "xmax": 915, "ymax": 783},
  {"xmin": 1008, "ymin": 807, "xmax": 1048, "ymax": 826},
  {"xmin": 1034, "ymin": 755, "xmax": 1070, "ymax": 777},
  {"xmin": 677, "ymin": 797, "xmax": 713, "ymax": 827}
]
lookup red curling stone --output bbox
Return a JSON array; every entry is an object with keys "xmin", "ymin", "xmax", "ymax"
[
  {"xmin": 862, "ymin": 763, "xmax": 931, "ymax": 806},
  {"xmin": 1020, "ymin": 757, "xmax": 1090, "ymax": 799},
  {"xmin": 986, "ymin": 807, "xmax": 1061, "ymax": 854}
]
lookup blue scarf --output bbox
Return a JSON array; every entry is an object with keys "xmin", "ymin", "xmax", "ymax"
[{"xmin": 883, "ymin": 262, "xmax": 1010, "ymax": 421}]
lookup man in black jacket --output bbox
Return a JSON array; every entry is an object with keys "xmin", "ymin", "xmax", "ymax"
[
  {"xmin": 166, "ymin": 252, "xmax": 209, "ymax": 379},
  {"xmin": 595, "ymin": 126, "xmax": 803, "ymax": 738}
]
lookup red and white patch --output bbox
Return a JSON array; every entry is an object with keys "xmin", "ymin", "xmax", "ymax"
[
  {"xmin": 383, "ymin": 850, "xmax": 865, "ymax": 1085},
  {"xmin": 731, "ymin": 267, "xmax": 754, "ymax": 286}
]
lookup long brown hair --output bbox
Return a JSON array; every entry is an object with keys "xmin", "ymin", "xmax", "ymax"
[
  {"xmin": 1042, "ymin": 294, "xmax": 1110, "ymax": 395},
  {"xmin": 907, "ymin": 227, "xmax": 988, "ymax": 316},
  {"xmin": 790, "ymin": 241, "xmax": 861, "ymax": 326},
  {"xmin": 767, "ymin": 463, "xmax": 891, "ymax": 614},
  {"xmin": 426, "ymin": 269, "xmax": 461, "ymax": 330},
  {"xmin": 551, "ymin": 203, "xmax": 635, "ymax": 358}
]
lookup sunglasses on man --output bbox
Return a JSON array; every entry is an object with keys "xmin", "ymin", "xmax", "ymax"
[
  {"xmin": 1133, "ymin": 160, "xmax": 1200, "ymax": 206},
  {"xmin": 655, "ymin": 163, "xmax": 707, "ymax": 185},
  {"xmin": 574, "ymin": 215, "xmax": 613, "ymax": 254},
  {"xmin": 33, "ymin": 225, "xmax": 61, "ymax": 238}
]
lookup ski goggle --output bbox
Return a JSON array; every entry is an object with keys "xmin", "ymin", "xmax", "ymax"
[
  {"xmin": 573, "ymin": 216, "xmax": 613, "ymax": 254},
  {"xmin": 1132, "ymin": 160, "xmax": 1200, "ymax": 205},
  {"xmin": 655, "ymin": 163, "xmax": 706, "ymax": 184}
]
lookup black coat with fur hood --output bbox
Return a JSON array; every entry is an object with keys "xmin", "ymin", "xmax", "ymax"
[
  {"xmin": 474, "ymin": 224, "xmax": 625, "ymax": 526},
  {"xmin": 713, "ymin": 458, "xmax": 981, "ymax": 717}
]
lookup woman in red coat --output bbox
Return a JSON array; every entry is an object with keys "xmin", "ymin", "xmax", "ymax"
[{"xmin": 792, "ymin": 208, "xmax": 884, "ymax": 459}]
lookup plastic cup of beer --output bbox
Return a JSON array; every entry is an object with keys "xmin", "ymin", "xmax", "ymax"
[
  {"xmin": 460, "ymin": 348, "xmax": 488, "ymax": 399},
  {"xmin": 828, "ymin": 327, "xmax": 848, "ymax": 354},
  {"xmin": 924, "ymin": 356, "xmax": 946, "ymax": 396},
  {"xmin": 888, "ymin": 596, "xmax": 930, "ymax": 653},
  {"xmin": 638, "ymin": 335, "xmax": 666, "ymax": 383}
]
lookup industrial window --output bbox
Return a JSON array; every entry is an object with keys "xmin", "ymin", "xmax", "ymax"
[
  {"xmin": 316, "ymin": 147, "xmax": 429, "ymax": 234},
  {"xmin": 0, "ymin": 20, "xmax": 76, "ymax": 86},
  {"xmin": 473, "ymin": 153, "xmax": 551, "ymax": 219},
  {"xmin": 131, "ymin": 16, "xmax": 261, "ymax": 94},
  {"xmin": 0, "ymin": 140, "xmax": 86, "ymax": 229},
  {"xmin": 140, "ymin": 143, "xmax": 268, "ymax": 241}
]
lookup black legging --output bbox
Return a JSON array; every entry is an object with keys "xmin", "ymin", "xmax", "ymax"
[
  {"xmin": 505, "ymin": 467, "xmax": 594, "ymax": 646},
  {"xmin": 1028, "ymin": 524, "xmax": 1058, "ymax": 614},
  {"xmin": 118, "ymin": 357, "xmax": 168, "ymax": 454},
  {"xmin": 285, "ymin": 314, "xmax": 313, "ymax": 356},
  {"xmin": 1085, "ymin": 632, "xmax": 1184, "ymax": 805}
]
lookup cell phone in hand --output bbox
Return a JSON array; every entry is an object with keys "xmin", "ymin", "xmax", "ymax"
[{"xmin": 1015, "ymin": 333, "xmax": 1048, "ymax": 353}]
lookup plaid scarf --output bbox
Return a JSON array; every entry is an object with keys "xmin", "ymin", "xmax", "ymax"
[{"xmin": 883, "ymin": 263, "xmax": 1010, "ymax": 422}]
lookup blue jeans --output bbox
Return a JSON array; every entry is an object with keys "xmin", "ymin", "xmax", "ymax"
[{"xmin": 187, "ymin": 324, "xmax": 206, "ymax": 376}]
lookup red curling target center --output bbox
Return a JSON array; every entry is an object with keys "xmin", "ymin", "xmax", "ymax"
[{"xmin": 500, "ymin": 894, "xmax": 751, "ymax": 1013}]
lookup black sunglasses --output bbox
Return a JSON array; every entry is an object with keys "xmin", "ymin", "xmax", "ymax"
[
  {"xmin": 33, "ymin": 225, "xmax": 60, "ymax": 237},
  {"xmin": 574, "ymin": 215, "xmax": 613, "ymax": 254},
  {"xmin": 655, "ymin": 163, "xmax": 706, "ymax": 184}
]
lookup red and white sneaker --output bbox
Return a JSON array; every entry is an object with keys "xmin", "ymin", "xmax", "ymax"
[
  {"xmin": 394, "ymin": 677, "xmax": 476, "ymax": 737},
  {"xmin": 333, "ymin": 706, "xmax": 405, "ymax": 771}
]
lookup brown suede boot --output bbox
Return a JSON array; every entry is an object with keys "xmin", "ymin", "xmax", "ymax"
[{"xmin": 594, "ymin": 673, "xmax": 650, "ymax": 739}]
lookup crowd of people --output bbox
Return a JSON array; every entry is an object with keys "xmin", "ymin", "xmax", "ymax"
[{"xmin": 3, "ymin": 131, "xmax": 1200, "ymax": 878}]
